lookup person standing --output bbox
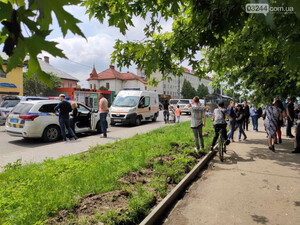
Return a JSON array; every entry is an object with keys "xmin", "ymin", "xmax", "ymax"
[
  {"xmin": 243, "ymin": 101, "xmax": 250, "ymax": 131},
  {"xmin": 54, "ymin": 94, "xmax": 77, "ymax": 141},
  {"xmin": 98, "ymin": 93, "xmax": 109, "ymax": 138},
  {"xmin": 175, "ymin": 105, "xmax": 181, "ymax": 123},
  {"xmin": 264, "ymin": 100, "xmax": 282, "ymax": 152},
  {"xmin": 286, "ymin": 97, "xmax": 296, "ymax": 138},
  {"xmin": 274, "ymin": 100, "xmax": 286, "ymax": 144},
  {"xmin": 236, "ymin": 104, "xmax": 247, "ymax": 141},
  {"xmin": 184, "ymin": 96, "xmax": 206, "ymax": 152},
  {"xmin": 228, "ymin": 101, "xmax": 236, "ymax": 142},
  {"xmin": 70, "ymin": 102, "xmax": 78, "ymax": 134},
  {"xmin": 163, "ymin": 100, "xmax": 170, "ymax": 124},
  {"xmin": 250, "ymin": 105, "xmax": 259, "ymax": 131},
  {"xmin": 292, "ymin": 107, "xmax": 300, "ymax": 153}
]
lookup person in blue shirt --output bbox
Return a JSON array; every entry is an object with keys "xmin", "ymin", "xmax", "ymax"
[
  {"xmin": 250, "ymin": 105, "xmax": 259, "ymax": 131},
  {"xmin": 54, "ymin": 94, "xmax": 78, "ymax": 141},
  {"xmin": 227, "ymin": 101, "xmax": 236, "ymax": 142}
]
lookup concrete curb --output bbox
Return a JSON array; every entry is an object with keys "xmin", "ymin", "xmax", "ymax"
[{"xmin": 140, "ymin": 150, "xmax": 216, "ymax": 225}]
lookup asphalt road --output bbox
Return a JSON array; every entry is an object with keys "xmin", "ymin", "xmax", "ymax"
[{"xmin": 0, "ymin": 113, "xmax": 190, "ymax": 170}]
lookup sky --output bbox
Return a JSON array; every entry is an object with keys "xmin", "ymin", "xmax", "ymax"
[{"xmin": 44, "ymin": 5, "xmax": 175, "ymax": 88}]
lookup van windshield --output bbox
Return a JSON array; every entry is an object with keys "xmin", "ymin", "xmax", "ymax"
[
  {"xmin": 178, "ymin": 100, "xmax": 190, "ymax": 105},
  {"xmin": 112, "ymin": 96, "xmax": 139, "ymax": 107},
  {"xmin": 170, "ymin": 99, "xmax": 179, "ymax": 104},
  {"xmin": 0, "ymin": 99, "xmax": 20, "ymax": 108}
]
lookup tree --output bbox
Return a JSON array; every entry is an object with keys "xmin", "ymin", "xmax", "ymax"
[
  {"xmin": 181, "ymin": 79, "xmax": 196, "ymax": 99},
  {"xmin": 2, "ymin": 0, "xmax": 300, "ymax": 103},
  {"xmin": 0, "ymin": 0, "xmax": 85, "ymax": 87},
  {"xmin": 196, "ymin": 84, "xmax": 209, "ymax": 99},
  {"xmin": 99, "ymin": 86, "xmax": 108, "ymax": 91},
  {"xmin": 23, "ymin": 72, "xmax": 62, "ymax": 96}
]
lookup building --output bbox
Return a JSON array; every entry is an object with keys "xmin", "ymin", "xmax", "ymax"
[
  {"xmin": 0, "ymin": 52, "xmax": 23, "ymax": 102},
  {"xmin": 39, "ymin": 56, "xmax": 79, "ymax": 88},
  {"xmin": 87, "ymin": 65, "xmax": 147, "ymax": 94},
  {"xmin": 56, "ymin": 87, "xmax": 113, "ymax": 109},
  {"xmin": 137, "ymin": 68, "xmax": 214, "ymax": 99}
]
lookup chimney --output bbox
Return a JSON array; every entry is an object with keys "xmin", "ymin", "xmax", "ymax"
[
  {"xmin": 109, "ymin": 65, "xmax": 115, "ymax": 69},
  {"xmin": 44, "ymin": 56, "xmax": 49, "ymax": 63}
]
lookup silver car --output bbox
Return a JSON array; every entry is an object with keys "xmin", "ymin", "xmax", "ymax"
[{"xmin": 0, "ymin": 96, "xmax": 48, "ymax": 125}]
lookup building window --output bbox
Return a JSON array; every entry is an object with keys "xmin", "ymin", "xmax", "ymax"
[
  {"xmin": 61, "ymin": 83, "xmax": 64, "ymax": 88},
  {"xmin": 90, "ymin": 84, "xmax": 92, "ymax": 89},
  {"xmin": 0, "ymin": 71, "xmax": 6, "ymax": 78},
  {"xmin": 68, "ymin": 82, "xmax": 72, "ymax": 87},
  {"xmin": 94, "ymin": 84, "xmax": 96, "ymax": 89},
  {"xmin": 106, "ymin": 82, "xmax": 110, "ymax": 89}
]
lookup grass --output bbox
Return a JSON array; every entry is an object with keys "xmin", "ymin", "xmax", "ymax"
[{"xmin": 0, "ymin": 120, "xmax": 214, "ymax": 225}]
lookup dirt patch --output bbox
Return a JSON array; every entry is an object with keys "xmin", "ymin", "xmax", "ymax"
[
  {"xmin": 47, "ymin": 190, "xmax": 130, "ymax": 224},
  {"xmin": 118, "ymin": 169, "xmax": 155, "ymax": 185}
]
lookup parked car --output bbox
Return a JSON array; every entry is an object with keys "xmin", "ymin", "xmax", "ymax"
[
  {"xmin": 109, "ymin": 89, "xmax": 159, "ymax": 126},
  {"xmin": 176, "ymin": 99, "xmax": 193, "ymax": 114},
  {"xmin": 5, "ymin": 100, "xmax": 107, "ymax": 142},
  {"xmin": 0, "ymin": 96, "xmax": 48, "ymax": 125}
]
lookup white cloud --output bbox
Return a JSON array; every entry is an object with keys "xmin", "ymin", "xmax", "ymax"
[{"xmin": 44, "ymin": 6, "xmax": 175, "ymax": 88}]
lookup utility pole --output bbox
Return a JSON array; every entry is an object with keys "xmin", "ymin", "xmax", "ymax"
[{"xmin": 34, "ymin": 73, "xmax": 40, "ymax": 96}]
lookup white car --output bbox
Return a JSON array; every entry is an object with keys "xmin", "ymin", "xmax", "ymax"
[{"xmin": 5, "ymin": 100, "xmax": 106, "ymax": 142}]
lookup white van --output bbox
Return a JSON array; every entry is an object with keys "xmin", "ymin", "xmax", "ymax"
[{"xmin": 109, "ymin": 89, "xmax": 159, "ymax": 126}]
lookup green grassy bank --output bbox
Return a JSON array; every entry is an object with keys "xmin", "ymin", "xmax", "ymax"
[{"xmin": 0, "ymin": 120, "xmax": 213, "ymax": 225}]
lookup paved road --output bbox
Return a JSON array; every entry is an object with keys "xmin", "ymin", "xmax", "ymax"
[
  {"xmin": 164, "ymin": 121, "xmax": 300, "ymax": 225},
  {"xmin": 0, "ymin": 113, "xmax": 190, "ymax": 170}
]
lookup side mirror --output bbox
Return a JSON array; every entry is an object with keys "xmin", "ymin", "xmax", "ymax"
[
  {"xmin": 138, "ymin": 103, "xmax": 144, "ymax": 108},
  {"xmin": 93, "ymin": 109, "xmax": 98, "ymax": 113}
]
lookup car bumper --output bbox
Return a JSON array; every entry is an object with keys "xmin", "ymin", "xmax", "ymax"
[
  {"xmin": 110, "ymin": 113, "xmax": 137, "ymax": 124},
  {"xmin": 0, "ymin": 117, "xmax": 6, "ymax": 125},
  {"xmin": 5, "ymin": 122, "xmax": 43, "ymax": 138}
]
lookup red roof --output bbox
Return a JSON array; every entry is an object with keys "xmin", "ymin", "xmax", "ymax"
[
  {"xmin": 88, "ymin": 65, "xmax": 147, "ymax": 84},
  {"xmin": 90, "ymin": 66, "xmax": 98, "ymax": 78},
  {"xmin": 184, "ymin": 68, "xmax": 190, "ymax": 73},
  {"xmin": 122, "ymin": 72, "xmax": 147, "ymax": 84}
]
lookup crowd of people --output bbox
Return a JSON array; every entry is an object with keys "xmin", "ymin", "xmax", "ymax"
[
  {"xmin": 180, "ymin": 96, "xmax": 300, "ymax": 154},
  {"xmin": 54, "ymin": 92, "xmax": 109, "ymax": 142}
]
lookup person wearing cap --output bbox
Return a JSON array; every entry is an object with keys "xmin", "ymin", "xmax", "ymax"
[{"xmin": 54, "ymin": 94, "xmax": 78, "ymax": 141}]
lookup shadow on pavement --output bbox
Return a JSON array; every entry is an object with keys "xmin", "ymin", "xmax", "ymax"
[{"xmin": 244, "ymin": 138, "xmax": 300, "ymax": 174}]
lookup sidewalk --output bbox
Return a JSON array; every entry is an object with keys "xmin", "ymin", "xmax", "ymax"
[{"xmin": 164, "ymin": 121, "xmax": 300, "ymax": 225}]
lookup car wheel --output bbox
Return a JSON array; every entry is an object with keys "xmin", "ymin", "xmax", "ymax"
[
  {"xmin": 152, "ymin": 114, "xmax": 157, "ymax": 122},
  {"xmin": 42, "ymin": 125, "xmax": 61, "ymax": 142},
  {"xmin": 135, "ymin": 116, "xmax": 141, "ymax": 126}
]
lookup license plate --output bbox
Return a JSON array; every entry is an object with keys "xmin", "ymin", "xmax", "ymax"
[
  {"xmin": 10, "ymin": 119, "xmax": 18, "ymax": 123},
  {"xmin": 114, "ymin": 119, "xmax": 121, "ymax": 122}
]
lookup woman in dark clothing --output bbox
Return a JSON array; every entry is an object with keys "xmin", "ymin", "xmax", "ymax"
[
  {"xmin": 274, "ymin": 100, "xmax": 286, "ymax": 144},
  {"xmin": 228, "ymin": 101, "xmax": 236, "ymax": 142},
  {"xmin": 163, "ymin": 100, "xmax": 170, "ymax": 124},
  {"xmin": 70, "ymin": 102, "xmax": 78, "ymax": 133},
  {"xmin": 236, "ymin": 104, "xmax": 247, "ymax": 141},
  {"xmin": 243, "ymin": 101, "xmax": 250, "ymax": 131}
]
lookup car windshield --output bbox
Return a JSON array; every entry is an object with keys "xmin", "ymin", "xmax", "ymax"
[
  {"xmin": 170, "ymin": 99, "xmax": 179, "ymax": 104},
  {"xmin": 0, "ymin": 99, "xmax": 20, "ymax": 108},
  {"xmin": 112, "ymin": 96, "xmax": 139, "ymax": 107},
  {"xmin": 11, "ymin": 103, "xmax": 33, "ymax": 114},
  {"xmin": 178, "ymin": 100, "xmax": 190, "ymax": 104}
]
